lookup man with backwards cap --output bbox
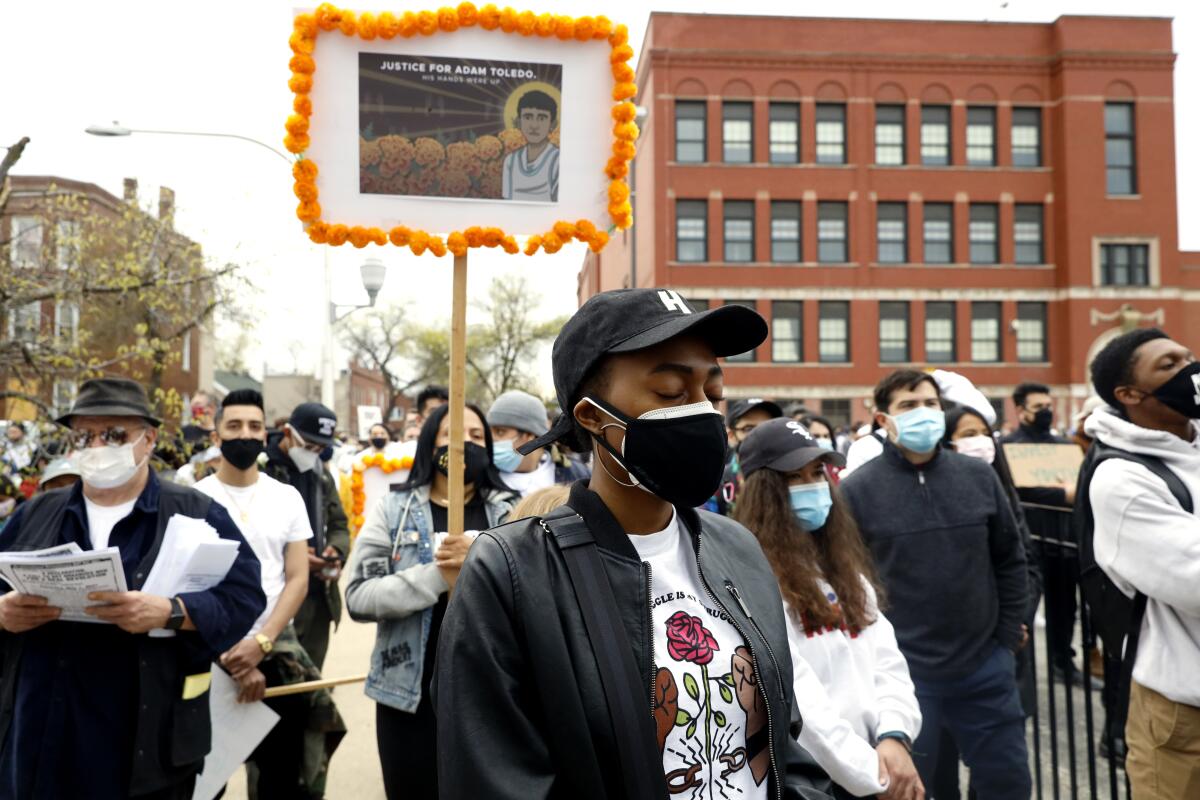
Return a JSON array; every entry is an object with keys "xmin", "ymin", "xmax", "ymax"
[
  {"xmin": 487, "ymin": 389, "xmax": 590, "ymax": 496},
  {"xmin": 436, "ymin": 288, "xmax": 831, "ymax": 800},
  {"xmin": 0, "ymin": 378, "xmax": 265, "ymax": 799}
]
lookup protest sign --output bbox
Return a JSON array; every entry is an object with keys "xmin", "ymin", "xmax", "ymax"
[{"xmin": 1003, "ymin": 443, "xmax": 1085, "ymax": 489}]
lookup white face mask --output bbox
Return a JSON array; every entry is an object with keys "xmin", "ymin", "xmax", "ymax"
[
  {"xmin": 75, "ymin": 431, "xmax": 147, "ymax": 489},
  {"xmin": 954, "ymin": 434, "xmax": 996, "ymax": 465},
  {"xmin": 286, "ymin": 426, "xmax": 321, "ymax": 473}
]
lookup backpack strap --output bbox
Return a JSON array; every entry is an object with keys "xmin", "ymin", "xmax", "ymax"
[{"xmin": 540, "ymin": 505, "xmax": 663, "ymax": 800}]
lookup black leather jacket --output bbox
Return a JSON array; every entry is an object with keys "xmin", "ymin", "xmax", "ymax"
[{"xmin": 434, "ymin": 482, "xmax": 832, "ymax": 800}]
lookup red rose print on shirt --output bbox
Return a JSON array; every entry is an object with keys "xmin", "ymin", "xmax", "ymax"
[{"xmin": 665, "ymin": 610, "xmax": 720, "ymax": 665}]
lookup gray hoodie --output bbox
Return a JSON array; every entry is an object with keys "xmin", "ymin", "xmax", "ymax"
[{"xmin": 1084, "ymin": 407, "xmax": 1200, "ymax": 706}]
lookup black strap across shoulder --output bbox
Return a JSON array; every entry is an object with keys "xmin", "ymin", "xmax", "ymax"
[{"xmin": 541, "ymin": 505, "xmax": 664, "ymax": 800}]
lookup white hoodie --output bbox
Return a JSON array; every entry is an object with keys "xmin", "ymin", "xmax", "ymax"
[{"xmin": 1084, "ymin": 407, "xmax": 1200, "ymax": 706}]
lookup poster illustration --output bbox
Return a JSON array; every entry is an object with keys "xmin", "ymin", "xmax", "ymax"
[{"xmin": 358, "ymin": 52, "xmax": 563, "ymax": 203}]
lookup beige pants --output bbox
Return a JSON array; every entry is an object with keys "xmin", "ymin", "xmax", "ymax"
[{"xmin": 1126, "ymin": 680, "xmax": 1200, "ymax": 799}]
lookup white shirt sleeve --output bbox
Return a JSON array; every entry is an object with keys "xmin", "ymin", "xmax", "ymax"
[
  {"xmin": 1091, "ymin": 459, "xmax": 1200, "ymax": 615},
  {"xmin": 787, "ymin": 613, "xmax": 887, "ymax": 796},
  {"xmin": 861, "ymin": 582, "xmax": 923, "ymax": 741}
]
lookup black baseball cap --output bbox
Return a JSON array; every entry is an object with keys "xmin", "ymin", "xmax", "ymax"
[
  {"xmin": 739, "ymin": 417, "xmax": 846, "ymax": 477},
  {"xmin": 289, "ymin": 402, "xmax": 338, "ymax": 448},
  {"xmin": 726, "ymin": 398, "xmax": 783, "ymax": 428},
  {"xmin": 518, "ymin": 288, "xmax": 767, "ymax": 454}
]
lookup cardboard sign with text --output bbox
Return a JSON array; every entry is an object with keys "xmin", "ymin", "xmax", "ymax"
[{"xmin": 1003, "ymin": 443, "xmax": 1085, "ymax": 488}]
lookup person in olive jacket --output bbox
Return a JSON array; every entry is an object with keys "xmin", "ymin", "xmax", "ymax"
[{"xmin": 434, "ymin": 288, "xmax": 831, "ymax": 800}]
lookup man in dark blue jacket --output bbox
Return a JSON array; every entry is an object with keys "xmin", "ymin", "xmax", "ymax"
[
  {"xmin": 0, "ymin": 378, "xmax": 265, "ymax": 799},
  {"xmin": 841, "ymin": 370, "xmax": 1030, "ymax": 800}
]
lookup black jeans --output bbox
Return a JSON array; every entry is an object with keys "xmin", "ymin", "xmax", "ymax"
[
  {"xmin": 376, "ymin": 698, "xmax": 437, "ymax": 800},
  {"xmin": 248, "ymin": 658, "xmax": 311, "ymax": 800},
  {"xmin": 1041, "ymin": 551, "xmax": 1079, "ymax": 671}
]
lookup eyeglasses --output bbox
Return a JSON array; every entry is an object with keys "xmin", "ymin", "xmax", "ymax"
[{"xmin": 70, "ymin": 425, "xmax": 143, "ymax": 449}]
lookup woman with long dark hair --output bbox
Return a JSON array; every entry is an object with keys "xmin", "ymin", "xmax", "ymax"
[
  {"xmin": 734, "ymin": 417, "xmax": 924, "ymax": 799},
  {"xmin": 345, "ymin": 402, "xmax": 515, "ymax": 799}
]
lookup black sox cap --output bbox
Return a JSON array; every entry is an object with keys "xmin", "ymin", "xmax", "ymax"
[{"xmin": 518, "ymin": 288, "xmax": 767, "ymax": 454}]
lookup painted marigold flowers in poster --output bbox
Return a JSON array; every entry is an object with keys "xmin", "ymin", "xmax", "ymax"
[{"xmin": 286, "ymin": 3, "xmax": 636, "ymax": 257}]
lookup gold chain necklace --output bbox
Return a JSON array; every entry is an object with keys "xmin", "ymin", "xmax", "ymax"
[{"xmin": 220, "ymin": 479, "xmax": 260, "ymax": 523}]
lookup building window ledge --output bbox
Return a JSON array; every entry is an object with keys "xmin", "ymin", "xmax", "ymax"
[
  {"xmin": 1105, "ymin": 194, "xmax": 1142, "ymax": 200},
  {"xmin": 868, "ymin": 262, "xmax": 1055, "ymax": 270}
]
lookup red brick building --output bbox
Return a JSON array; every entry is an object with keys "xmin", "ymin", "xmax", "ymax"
[{"xmin": 581, "ymin": 12, "xmax": 1200, "ymax": 429}]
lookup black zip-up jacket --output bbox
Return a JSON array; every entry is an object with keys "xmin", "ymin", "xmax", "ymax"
[
  {"xmin": 840, "ymin": 441, "xmax": 1028, "ymax": 681},
  {"xmin": 433, "ymin": 482, "xmax": 832, "ymax": 800},
  {"xmin": 1000, "ymin": 423, "xmax": 1076, "ymax": 544}
]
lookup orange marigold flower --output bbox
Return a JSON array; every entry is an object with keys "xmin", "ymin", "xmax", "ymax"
[
  {"xmin": 289, "ymin": 31, "xmax": 315, "ymax": 55},
  {"xmin": 576, "ymin": 219, "xmax": 598, "ymax": 238},
  {"xmin": 474, "ymin": 134, "xmax": 503, "ymax": 160},
  {"xmin": 500, "ymin": 7, "xmax": 519, "ymax": 32},
  {"xmin": 314, "ymin": 3, "xmax": 340, "ymax": 31},
  {"xmin": 535, "ymin": 12, "xmax": 555, "ymax": 37},
  {"xmin": 348, "ymin": 226, "xmax": 372, "ymax": 248},
  {"xmin": 482, "ymin": 228, "xmax": 503, "ymax": 247},
  {"xmin": 289, "ymin": 73, "xmax": 313, "ymax": 94},
  {"xmin": 555, "ymin": 16, "xmax": 575, "ymax": 40},
  {"xmin": 448, "ymin": 232, "xmax": 468, "ymax": 255},
  {"xmin": 294, "ymin": 159, "xmax": 318, "ymax": 181},
  {"xmin": 284, "ymin": 133, "xmax": 310, "ymax": 153},
  {"xmin": 614, "ymin": 122, "xmax": 639, "ymax": 142},
  {"xmin": 605, "ymin": 157, "xmax": 629, "ymax": 180},
  {"xmin": 294, "ymin": 181, "xmax": 319, "ymax": 202},
  {"xmin": 400, "ymin": 11, "xmax": 419, "ymax": 36},
  {"xmin": 294, "ymin": 95, "xmax": 313, "ymax": 117},
  {"xmin": 497, "ymin": 128, "xmax": 526, "ymax": 153},
  {"xmin": 370, "ymin": 227, "xmax": 387, "ymax": 245},
  {"xmin": 457, "ymin": 2, "xmax": 479, "ymax": 26},
  {"xmin": 574, "ymin": 16, "xmax": 595, "ymax": 40},
  {"xmin": 553, "ymin": 221, "xmax": 575, "ymax": 240},
  {"xmin": 515, "ymin": 10, "xmax": 535, "ymax": 35},
  {"xmin": 610, "ymin": 44, "xmax": 634, "ymax": 64},
  {"xmin": 479, "ymin": 4, "xmax": 501, "ymax": 29},
  {"xmin": 360, "ymin": 138, "xmax": 382, "ymax": 167},
  {"xmin": 608, "ymin": 181, "xmax": 631, "ymax": 204},
  {"xmin": 417, "ymin": 10, "xmax": 438, "ymax": 35},
  {"xmin": 613, "ymin": 140, "xmax": 637, "ymax": 160},
  {"xmin": 297, "ymin": 200, "xmax": 321, "ymax": 221},
  {"xmin": 500, "ymin": 235, "xmax": 519, "ymax": 254},
  {"xmin": 413, "ymin": 137, "xmax": 445, "ymax": 167},
  {"xmin": 523, "ymin": 235, "xmax": 542, "ymax": 255},
  {"xmin": 613, "ymin": 82, "xmax": 637, "ymax": 102},
  {"xmin": 307, "ymin": 221, "xmax": 330, "ymax": 243},
  {"xmin": 612, "ymin": 102, "xmax": 636, "ymax": 124},
  {"xmin": 285, "ymin": 114, "xmax": 309, "ymax": 136},
  {"xmin": 428, "ymin": 236, "xmax": 448, "ymax": 257},
  {"xmin": 609, "ymin": 23, "xmax": 629, "ymax": 46},
  {"xmin": 338, "ymin": 11, "xmax": 358, "ymax": 36},
  {"xmin": 542, "ymin": 231, "xmax": 563, "ymax": 254},
  {"xmin": 589, "ymin": 230, "xmax": 610, "ymax": 252},
  {"xmin": 357, "ymin": 11, "xmax": 378, "ymax": 39},
  {"xmin": 327, "ymin": 224, "xmax": 350, "ymax": 246},
  {"xmin": 437, "ymin": 7, "xmax": 459, "ymax": 32},
  {"xmin": 294, "ymin": 13, "xmax": 318, "ymax": 38},
  {"xmin": 612, "ymin": 63, "xmax": 635, "ymax": 84},
  {"xmin": 377, "ymin": 11, "xmax": 398, "ymax": 38},
  {"xmin": 593, "ymin": 15, "xmax": 613, "ymax": 38},
  {"xmin": 389, "ymin": 226, "xmax": 412, "ymax": 246},
  {"xmin": 289, "ymin": 54, "xmax": 316, "ymax": 74}
]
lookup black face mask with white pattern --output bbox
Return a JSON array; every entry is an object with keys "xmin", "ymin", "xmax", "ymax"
[{"xmin": 1145, "ymin": 362, "xmax": 1200, "ymax": 419}]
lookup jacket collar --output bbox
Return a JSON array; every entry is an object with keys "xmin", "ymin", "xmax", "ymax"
[
  {"xmin": 565, "ymin": 481, "xmax": 703, "ymax": 561},
  {"xmin": 881, "ymin": 437, "xmax": 944, "ymax": 473},
  {"xmin": 66, "ymin": 467, "xmax": 161, "ymax": 517},
  {"xmin": 1017, "ymin": 422, "xmax": 1056, "ymax": 442}
]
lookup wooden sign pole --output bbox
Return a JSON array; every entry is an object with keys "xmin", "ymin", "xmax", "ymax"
[{"xmin": 447, "ymin": 251, "xmax": 468, "ymax": 538}]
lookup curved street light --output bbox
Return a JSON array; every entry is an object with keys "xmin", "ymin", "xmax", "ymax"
[{"xmin": 85, "ymin": 122, "xmax": 294, "ymax": 164}]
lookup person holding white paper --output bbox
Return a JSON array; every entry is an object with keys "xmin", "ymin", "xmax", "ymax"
[
  {"xmin": 0, "ymin": 378, "xmax": 265, "ymax": 800},
  {"xmin": 196, "ymin": 389, "xmax": 320, "ymax": 799}
]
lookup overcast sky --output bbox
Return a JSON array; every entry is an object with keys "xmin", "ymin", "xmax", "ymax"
[{"xmin": 3, "ymin": 0, "xmax": 1196, "ymax": 395}]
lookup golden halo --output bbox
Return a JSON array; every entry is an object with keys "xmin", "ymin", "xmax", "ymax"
[{"xmin": 503, "ymin": 81, "xmax": 562, "ymax": 131}]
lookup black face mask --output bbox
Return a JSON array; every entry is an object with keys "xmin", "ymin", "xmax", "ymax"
[
  {"xmin": 370, "ymin": 437, "xmax": 388, "ymax": 450},
  {"xmin": 1146, "ymin": 362, "xmax": 1200, "ymax": 419},
  {"xmin": 585, "ymin": 396, "xmax": 728, "ymax": 509},
  {"xmin": 433, "ymin": 442, "xmax": 491, "ymax": 485},
  {"xmin": 219, "ymin": 437, "xmax": 265, "ymax": 471},
  {"xmin": 1031, "ymin": 408, "xmax": 1054, "ymax": 432}
]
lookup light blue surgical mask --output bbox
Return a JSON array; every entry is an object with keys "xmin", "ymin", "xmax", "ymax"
[
  {"xmin": 789, "ymin": 482, "xmax": 833, "ymax": 531},
  {"xmin": 815, "ymin": 437, "xmax": 834, "ymax": 451},
  {"xmin": 887, "ymin": 406, "xmax": 946, "ymax": 454},
  {"xmin": 491, "ymin": 439, "xmax": 524, "ymax": 473}
]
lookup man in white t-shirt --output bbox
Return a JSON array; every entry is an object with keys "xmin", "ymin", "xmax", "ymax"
[
  {"xmin": 195, "ymin": 389, "xmax": 313, "ymax": 798},
  {"xmin": 501, "ymin": 90, "xmax": 560, "ymax": 203}
]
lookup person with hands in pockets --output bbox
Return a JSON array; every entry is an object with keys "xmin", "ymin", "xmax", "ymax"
[{"xmin": 345, "ymin": 401, "xmax": 514, "ymax": 800}]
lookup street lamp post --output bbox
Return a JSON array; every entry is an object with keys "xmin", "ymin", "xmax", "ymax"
[{"xmin": 85, "ymin": 121, "xmax": 386, "ymax": 414}]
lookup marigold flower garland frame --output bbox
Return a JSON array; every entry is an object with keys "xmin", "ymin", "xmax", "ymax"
[
  {"xmin": 349, "ymin": 452, "xmax": 415, "ymax": 530},
  {"xmin": 286, "ymin": 3, "xmax": 636, "ymax": 257}
]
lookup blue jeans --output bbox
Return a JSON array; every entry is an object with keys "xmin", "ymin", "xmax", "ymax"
[{"xmin": 913, "ymin": 643, "xmax": 1032, "ymax": 800}]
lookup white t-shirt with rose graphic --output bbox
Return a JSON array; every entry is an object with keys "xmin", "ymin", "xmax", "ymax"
[{"xmin": 629, "ymin": 511, "xmax": 770, "ymax": 800}]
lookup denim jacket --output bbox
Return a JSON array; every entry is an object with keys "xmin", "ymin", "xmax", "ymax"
[{"xmin": 345, "ymin": 484, "xmax": 512, "ymax": 711}]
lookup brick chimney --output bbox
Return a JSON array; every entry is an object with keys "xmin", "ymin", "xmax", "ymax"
[
  {"xmin": 123, "ymin": 177, "xmax": 138, "ymax": 203},
  {"xmin": 158, "ymin": 186, "xmax": 175, "ymax": 229}
]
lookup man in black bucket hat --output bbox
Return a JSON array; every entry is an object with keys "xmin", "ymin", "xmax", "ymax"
[
  {"xmin": 435, "ymin": 288, "xmax": 832, "ymax": 800},
  {"xmin": 0, "ymin": 377, "xmax": 266, "ymax": 799}
]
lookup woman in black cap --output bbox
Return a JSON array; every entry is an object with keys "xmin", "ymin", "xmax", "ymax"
[
  {"xmin": 434, "ymin": 288, "xmax": 831, "ymax": 800},
  {"xmin": 734, "ymin": 417, "xmax": 925, "ymax": 800}
]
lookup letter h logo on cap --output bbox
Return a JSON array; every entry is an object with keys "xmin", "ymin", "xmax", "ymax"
[{"xmin": 657, "ymin": 289, "xmax": 692, "ymax": 315}]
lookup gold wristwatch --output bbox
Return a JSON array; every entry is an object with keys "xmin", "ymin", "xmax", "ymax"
[{"xmin": 254, "ymin": 633, "xmax": 274, "ymax": 655}]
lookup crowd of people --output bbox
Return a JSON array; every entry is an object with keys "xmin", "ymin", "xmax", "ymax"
[{"xmin": 0, "ymin": 287, "xmax": 1196, "ymax": 800}]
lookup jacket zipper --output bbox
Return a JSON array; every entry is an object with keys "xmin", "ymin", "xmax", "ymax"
[
  {"xmin": 695, "ymin": 531, "xmax": 783, "ymax": 800},
  {"xmin": 643, "ymin": 561, "xmax": 656, "ymax": 714},
  {"xmin": 725, "ymin": 581, "xmax": 787, "ymax": 703}
]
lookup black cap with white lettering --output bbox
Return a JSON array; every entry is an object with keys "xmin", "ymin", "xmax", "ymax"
[
  {"xmin": 289, "ymin": 402, "xmax": 338, "ymax": 448},
  {"xmin": 518, "ymin": 288, "xmax": 768, "ymax": 454}
]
